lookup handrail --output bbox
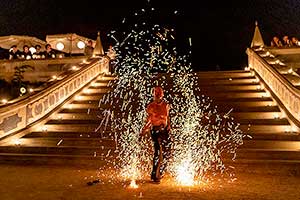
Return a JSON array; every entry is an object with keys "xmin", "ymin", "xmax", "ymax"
[
  {"xmin": 247, "ymin": 47, "xmax": 300, "ymax": 128},
  {"xmin": 0, "ymin": 56, "xmax": 110, "ymax": 139}
]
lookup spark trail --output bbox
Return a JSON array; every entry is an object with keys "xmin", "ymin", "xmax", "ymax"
[{"xmin": 97, "ymin": 4, "xmax": 246, "ymax": 187}]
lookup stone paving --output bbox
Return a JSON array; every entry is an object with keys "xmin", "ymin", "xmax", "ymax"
[{"xmin": 1, "ymin": 163, "xmax": 300, "ymax": 200}]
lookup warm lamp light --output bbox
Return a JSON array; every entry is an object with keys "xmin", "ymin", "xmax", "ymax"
[
  {"xmin": 1, "ymin": 99, "xmax": 8, "ymax": 104},
  {"xmin": 77, "ymin": 41, "xmax": 85, "ymax": 49},
  {"xmin": 20, "ymin": 87, "xmax": 26, "ymax": 94},
  {"xmin": 56, "ymin": 42, "xmax": 65, "ymax": 51}
]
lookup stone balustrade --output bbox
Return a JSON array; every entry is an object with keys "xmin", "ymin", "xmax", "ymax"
[
  {"xmin": 0, "ymin": 56, "xmax": 110, "ymax": 139},
  {"xmin": 0, "ymin": 56, "xmax": 92, "ymax": 82},
  {"xmin": 247, "ymin": 47, "xmax": 300, "ymax": 127}
]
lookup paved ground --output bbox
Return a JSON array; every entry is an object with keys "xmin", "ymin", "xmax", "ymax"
[{"xmin": 1, "ymin": 163, "xmax": 300, "ymax": 200}]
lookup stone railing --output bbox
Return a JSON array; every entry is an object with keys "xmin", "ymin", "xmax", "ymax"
[
  {"xmin": 0, "ymin": 55, "xmax": 92, "ymax": 82},
  {"xmin": 247, "ymin": 47, "xmax": 300, "ymax": 126},
  {"xmin": 0, "ymin": 56, "xmax": 110, "ymax": 139}
]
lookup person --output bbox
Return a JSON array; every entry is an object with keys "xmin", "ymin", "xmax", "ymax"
[
  {"xmin": 270, "ymin": 36, "xmax": 283, "ymax": 48},
  {"xmin": 8, "ymin": 45, "xmax": 21, "ymax": 60},
  {"xmin": 107, "ymin": 45, "xmax": 117, "ymax": 73},
  {"xmin": 44, "ymin": 43, "xmax": 56, "ymax": 58},
  {"xmin": 282, "ymin": 35, "xmax": 292, "ymax": 47},
  {"xmin": 140, "ymin": 86, "xmax": 172, "ymax": 183},
  {"xmin": 291, "ymin": 37, "xmax": 300, "ymax": 47},
  {"xmin": 84, "ymin": 40, "xmax": 94, "ymax": 57},
  {"xmin": 20, "ymin": 45, "xmax": 32, "ymax": 59},
  {"xmin": 32, "ymin": 44, "xmax": 44, "ymax": 59}
]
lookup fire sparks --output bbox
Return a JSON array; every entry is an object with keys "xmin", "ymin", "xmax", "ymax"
[
  {"xmin": 95, "ymin": 4, "xmax": 246, "ymax": 188},
  {"xmin": 174, "ymin": 156, "xmax": 195, "ymax": 186},
  {"xmin": 129, "ymin": 179, "xmax": 139, "ymax": 189}
]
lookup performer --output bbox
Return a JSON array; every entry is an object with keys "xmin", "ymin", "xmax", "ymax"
[{"xmin": 140, "ymin": 86, "xmax": 172, "ymax": 183}]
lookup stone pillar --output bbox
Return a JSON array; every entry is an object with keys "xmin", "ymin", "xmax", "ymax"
[
  {"xmin": 93, "ymin": 31, "xmax": 104, "ymax": 56},
  {"xmin": 251, "ymin": 21, "xmax": 265, "ymax": 48}
]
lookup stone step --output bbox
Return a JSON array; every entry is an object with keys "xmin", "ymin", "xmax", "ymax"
[
  {"xmin": 33, "ymin": 124, "xmax": 292, "ymax": 137},
  {"xmin": 196, "ymin": 70, "xmax": 252, "ymax": 78},
  {"xmin": 51, "ymin": 113, "xmax": 104, "ymax": 120},
  {"xmin": 201, "ymin": 91, "xmax": 269, "ymax": 98},
  {"xmin": 147, "ymin": 72, "xmax": 254, "ymax": 82},
  {"xmin": 68, "ymin": 101, "xmax": 279, "ymax": 113},
  {"xmin": 197, "ymin": 82, "xmax": 260, "ymax": 87},
  {"xmin": 234, "ymin": 118, "xmax": 289, "ymax": 125},
  {"xmin": 70, "ymin": 94, "xmax": 105, "ymax": 101},
  {"xmin": 44, "ymin": 117, "xmax": 289, "ymax": 126},
  {"xmin": 21, "ymin": 134, "xmax": 299, "ymax": 148},
  {"xmin": 245, "ymin": 132, "xmax": 300, "ymax": 141},
  {"xmin": 0, "ymin": 145, "xmax": 116, "ymax": 156},
  {"xmin": 0, "ymin": 153, "xmax": 110, "ymax": 167},
  {"xmin": 77, "ymin": 87, "xmax": 111, "ymax": 94},
  {"xmin": 199, "ymin": 85, "xmax": 265, "ymax": 91},
  {"xmin": 24, "ymin": 130, "xmax": 300, "ymax": 142},
  {"xmin": 33, "ymin": 124, "xmax": 104, "ymax": 133},
  {"xmin": 205, "ymin": 96, "xmax": 273, "ymax": 102},
  {"xmin": 1, "ymin": 140, "xmax": 299, "ymax": 164},
  {"xmin": 197, "ymin": 78, "xmax": 258, "ymax": 85},
  {"xmin": 23, "ymin": 131, "xmax": 114, "ymax": 139},
  {"xmin": 54, "ymin": 115, "xmax": 283, "ymax": 134},
  {"xmin": 212, "ymin": 101, "xmax": 275, "ymax": 107},
  {"xmin": 239, "ymin": 124, "xmax": 291, "ymax": 133},
  {"xmin": 60, "ymin": 104, "xmax": 280, "ymax": 114},
  {"xmin": 71, "ymin": 98, "xmax": 275, "ymax": 107},
  {"xmin": 45, "ymin": 119, "xmax": 102, "ymax": 125},
  {"xmin": 214, "ymin": 105, "xmax": 280, "ymax": 112},
  {"xmin": 87, "ymin": 82, "xmax": 110, "ymax": 88},
  {"xmin": 241, "ymin": 140, "xmax": 300, "ymax": 150},
  {"xmin": 28, "ymin": 124, "xmax": 290, "ymax": 139},
  {"xmin": 58, "ymin": 108, "xmax": 103, "ymax": 114},
  {"xmin": 53, "ymin": 111, "xmax": 283, "ymax": 121},
  {"xmin": 62, "ymin": 103, "xmax": 103, "ymax": 109},
  {"xmin": 10, "ymin": 138, "xmax": 116, "ymax": 147},
  {"xmin": 95, "ymin": 76, "xmax": 116, "ymax": 81},
  {"xmin": 71, "ymin": 100, "xmax": 102, "ymax": 105},
  {"xmin": 235, "ymin": 149, "xmax": 300, "ymax": 161}
]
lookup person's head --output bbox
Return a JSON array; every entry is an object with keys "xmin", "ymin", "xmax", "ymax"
[
  {"xmin": 87, "ymin": 40, "xmax": 93, "ymax": 46},
  {"xmin": 273, "ymin": 36, "xmax": 279, "ymax": 42},
  {"xmin": 292, "ymin": 37, "xmax": 298, "ymax": 43},
  {"xmin": 23, "ymin": 45, "xmax": 29, "ymax": 52},
  {"xmin": 35, "ymin": 45, "xmax": 41, "ymax": 51},
  {"xmin": 45, "ymin": 44, "xmax": 52, "ymax": 51},
  {"xmin": 11, "ymin": 45, "xmax": 18, "ymax": 52},
  {"xmin": 283, "ymin": 35, "xmax": 289, "ymax": 42},
  {"xmin": 153, "ymin": 86, "xmax": 164, "ymax": 100}
]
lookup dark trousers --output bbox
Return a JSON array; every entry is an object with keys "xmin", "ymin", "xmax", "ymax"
[{"xmin": 150, "ymin": 126, "xmax": 172, "ymax": 180}]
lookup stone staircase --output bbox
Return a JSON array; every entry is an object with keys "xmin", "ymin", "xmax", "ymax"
[
  {"xmin": 0, "ymin": 70, "xmax": 300, "ymax": 172},
  {"xmin": 0, "ymin": 74, "xmax": 117, "ymax": 167},
  {"xmin": 196, "ymin": 70, "xmax": 300, "ymax": 173}
]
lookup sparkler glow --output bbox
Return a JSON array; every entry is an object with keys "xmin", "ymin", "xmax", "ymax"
[
  {"xmin": 96, "ymin": 4, "xmax": 246, "ymax": 187},
  {"xmin": 129, "ymin": 179, "xmax": 139, "ymax": 189}
]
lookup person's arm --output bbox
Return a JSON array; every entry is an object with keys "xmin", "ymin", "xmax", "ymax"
[
  {"xmin": 140, "ymin": 105, "xmax": 152, "ymax": 136},
  {"xmin": 166, "ymin": 104, "xmax": 171, "ymax": 131},
  {"xmin": 140, "ymin": 119, "xmax": 151, "ymax": 136}
]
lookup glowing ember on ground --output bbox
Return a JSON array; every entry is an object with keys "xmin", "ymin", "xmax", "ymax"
[
  {"xmin": 129, "ymin": 179, "xmax": 139, "ymax": 189},
  {"xmin": 175, "ymin": 156, "xmax": 195, "ymax": 186}
]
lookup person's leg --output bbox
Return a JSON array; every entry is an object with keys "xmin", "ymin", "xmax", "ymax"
[
  {"xmin": 159, "ymin": 129, "xmax": 172, "ymax": 178},
  {"xmin": 151, "ymin": 129, "xmax": 162, "ymax": 181}
]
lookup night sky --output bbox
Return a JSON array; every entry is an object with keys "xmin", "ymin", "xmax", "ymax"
[{"xmin": 1, "ymin": 0, "xmax": 300, "ymax": 71}]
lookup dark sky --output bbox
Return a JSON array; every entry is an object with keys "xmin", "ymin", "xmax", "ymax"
[{"xmin": 1, "ymin": 0, "xmax": 300, "ymax": 71}]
